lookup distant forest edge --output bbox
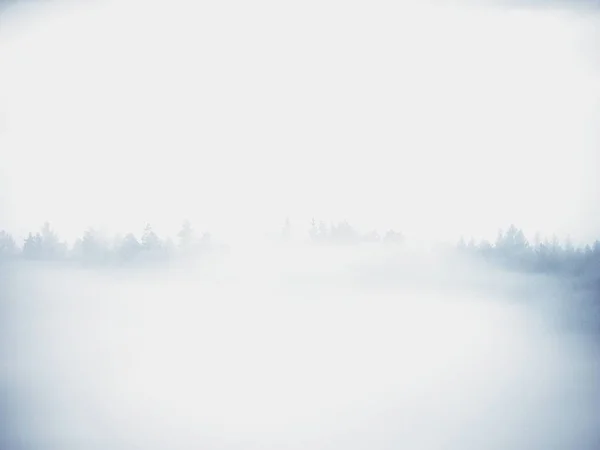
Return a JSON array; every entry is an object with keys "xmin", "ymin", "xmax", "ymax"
[{"xmin": 1, "ymin": 219, "xmax": 600, "ymax": 289}]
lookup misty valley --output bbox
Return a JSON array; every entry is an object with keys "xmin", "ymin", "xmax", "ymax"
[
  {"xmin": 2, "ymin": 0, "xmax": 600, "ymax": 448},
  {"xmin": 1, "ymin": 221, "xmax": 600, "ymax": 450}
]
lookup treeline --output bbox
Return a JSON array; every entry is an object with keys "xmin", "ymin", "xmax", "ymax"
[
  {"xmin": 307, "ymin": 219, "xmax": 404, "ymax": 244},
  {"xmin": 455, "ymin": 225, "xmax": 600, "ymax": 290},
  {"xmin": 1, "ymin": 220, "xmax": 600, "ymax": 285},
  {"xmin": 307, "ymin": 221, "xmax": 600, "ymax": 289},
  {"xmin": 0, "ymin": 220, "xmax": 215, "ymax": 265},
  {"xmin": 0, "ymin": 218, "xmax": 406, "ymax": 264}
]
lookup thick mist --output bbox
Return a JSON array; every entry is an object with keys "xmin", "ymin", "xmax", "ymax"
[
  {"xmin": 2, "ymin": 245, "xmax": 600, "ymax": 450},
  {"xmin": 2, "ymin": 0, "xmax": 600, "ymax": 449},
  {"xmin": 1, "ymin": 0, "xmax": 600, "ymax": 243}
]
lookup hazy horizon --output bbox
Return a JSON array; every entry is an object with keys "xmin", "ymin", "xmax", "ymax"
[
  {"xmin": 1, "ymin": 0, "xmax": 599, "ymax": 245},
  {"xmin": 2, "ymin": 1, "xmax": 600, "ymax": 449}
]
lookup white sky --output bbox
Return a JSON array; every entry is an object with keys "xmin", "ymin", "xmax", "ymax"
[{"xmin": 0, "ymin": 0, "xmax": 599, "ymax": 245}]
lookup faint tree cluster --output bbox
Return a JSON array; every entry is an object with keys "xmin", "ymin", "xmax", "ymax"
[
  {"xmin": 307, "ymin": 218, "xmax": 404, "ymax": 245},
  {"xmin": 456, "ymin": 224, "xmax": 600, "ymax": 290},
  {"xmin": 1, "ymin": 220, "xmax": 600, "ymax": 291},
  {"xmin": 0, "ymin": 220, "xmax": 214, "ymax": 266}
]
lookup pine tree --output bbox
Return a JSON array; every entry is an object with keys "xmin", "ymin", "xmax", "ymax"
[
  {"xmin": 177, "ymin": 220, "xmax": 194, "ymax": 250},
  {"xmin": 141, "ymin": 223, "xmax": 160, "ymax": 251},
  {"xmin": 0, "ymin": 230, "xmax": 17, "ymax": 259}
]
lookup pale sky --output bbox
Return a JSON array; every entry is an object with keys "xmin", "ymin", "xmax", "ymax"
[{"xmin": 0, "ymin": 0, "xmax": 599, "ymax": 245}]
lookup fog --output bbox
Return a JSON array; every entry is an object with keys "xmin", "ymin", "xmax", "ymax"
[
  {"xmin": 2, "ymin": 0, "xmax": 600, "ymax": 448},
  {"xmin": 1, "ymin": 0, "xmax": 599, "ymax": 244},
  {"xmin": 2, "ymin": 244, "xmax": 600, "ymax": 450}
]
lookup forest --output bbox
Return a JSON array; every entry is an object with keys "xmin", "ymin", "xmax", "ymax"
[{"xmin": 1, "ymin": 219, "xmax": 600, "ymax": 288}]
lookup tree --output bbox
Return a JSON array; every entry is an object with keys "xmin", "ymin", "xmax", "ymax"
[
  {"xmin": 494, "ymin": 229, "xmax": 504, "ymax": 249},
  {"xmin": 384, "ymin": 229, "xmax": 404, "ymax": 244},
  {"xmin": 76, "ymin": 227, "xmax": 108, "ymax": 263},
  {"xmin": 467, "ymin": 237, "xmax": 477, "ymax": 252},
  {"xmin": 41, "ymin": 222, "xmax": 56, "ymax": 256},
  {"xmin": 330, "ymin": 221, "xmax": 358, "ymax": 244},
  {"xmin": 308, "ymin": 219, "xmax": 330, "ymax": 243},
  {"xmin": 118, "ymin": 233, "xmax": 141, "ymax": 261},
  {"xmin": 177, "ymin": 220, "xmax": 194, "ymax": 250},
  {"xmin": 533, "ymin": 232, "xmax": 542, "ymax": 249},
  {"xmin": 309, "ymin": 218, "xmax": 318, "ymax": 242},
  {"xmin": 35, "ymin": 222, "xmax": 67, "ymax": 260},
  {"xmin": 0, "ymin": 230, "xmax": 17, "ymax": 259},
  {"xmin": 318, "ymin": 221, "xmax": 329, "ymax": 242},
  {"xmin": 457, "ymin": 236, "xmax": 478, "ymax": 257},
  {"xmin": 502, "ymin": 224, "xmax": 529, "ymax": 252},
  {"xmin": 141, "ymin": 223, "xmax": 161, "ymax": 251},
  {"xmin": 22, "ymin": 232, "xmax": 43, "ymax": 260}
]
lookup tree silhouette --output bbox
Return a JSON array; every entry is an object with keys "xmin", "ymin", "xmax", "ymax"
[
  {"xmin": 141, "ymin": 223, "xmax": 161, "ymax": 251},
  {"xmin": 177, "ymin": 220, "xmax": 194, "ymax": 250},
  {"xmin": 0, "ymin": 230, "xmax": 17, "ymax": 259},
  {"xmin": 73, "ymin": 227, "xmax": 108, "ymax": 264},
  {"xmin": 309, "ymin": 218, "xmax": 318, "ymax": 242},
  {"xmin": 1, "ymin": 216, "xmax": 600, "ymax": 300},
  {"xmin": 118, "ymin": 233, "xmax": 142, "ymax": 262},
  {"xmin": 22, "ymin": 232, "xmax": 43, "ymax": 260},
  {"xmin": 383, "ymin": 230, "xmax": 404, "ymax": 244},
  {"xmin": 318, "ymin": 221, "xmax": 329, "ymax": 242}
]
